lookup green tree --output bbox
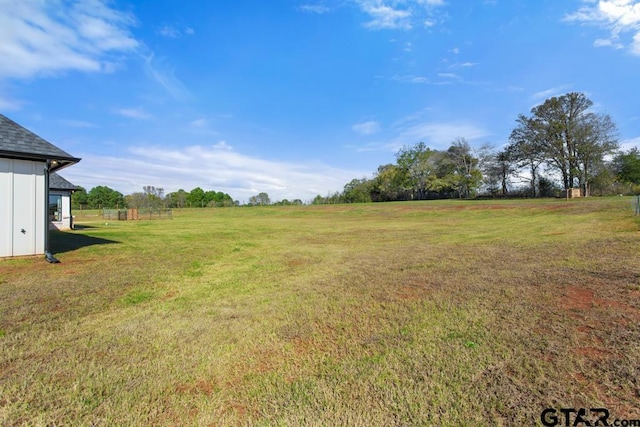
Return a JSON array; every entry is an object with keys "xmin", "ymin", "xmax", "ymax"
[
  {"xmin": 87, "ymin": 186, "xmax": 125, "ymax": 209},
  {"xmin": 444, "ymin": 138, "xmax": 482, "ymax": 199},
  {"xmin": 516, "ymin": 92, "xmax": 618, "ymax": 195},
  {"xmin": 509, "ymin": 117, "xmax": 546, "ymax": 197},
  {"xmin": 371, "ymin": 164, "xmax": 404, "ymax": 201},
  {"xmin": 343, "ymin": 178, "xmax": 373, "ymax": 203},
  {"xmin": 125, "ymin": 192, "xmax": 147, "ymax": 209},
  {"xmin": 395, "ymin": 142, "xmax": 447, "ymax": 200},
  {"xmin": 614, "ymin": 148, "xmax": 640, "ymax": 184},
  {"xmin": 613, "ymin": 148, "xmax": 640, "ymax": 193},
  {"xmin": 483, "ymin": 147, "xmax": 517, "ymax": 196},
  {"xmin": 187, "ymin": 187, "xmax": 206, "ymax": 207},
  {"xmin": 143, "ymin": 185, "xmax": 165, "ymax": 208},
  {"xmin": 71, "ymin": 186, "xmax": 88, "ymax": 209},
  {"xmin": 249, "ymin": 192, "xmax": 271, "ymax": 206},
  {"xmin": 166, "ymin": 189, "xmax": 189, "ymax": 208}
]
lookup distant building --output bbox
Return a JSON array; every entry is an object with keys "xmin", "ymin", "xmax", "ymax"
[
  {"xmin": 49, "ymin": 172, "xmax": 79, "ymax": 231},
  {"xmin": 0, "ymin": 114, "xmax": 80, "ymax": 257}
]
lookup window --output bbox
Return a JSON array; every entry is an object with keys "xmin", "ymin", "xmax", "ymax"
[{"xmin": 49, "ymin": 194, "xmax": 62, "ymax": 222}]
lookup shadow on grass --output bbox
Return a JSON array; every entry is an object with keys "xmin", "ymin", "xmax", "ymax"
[
  {"xmin": 50, "ymin": 230, "xmax": 120, "ymax": 254},
  {"xmin": 72, "ymin": 224, "xmax": 99, "ymax": 230}
]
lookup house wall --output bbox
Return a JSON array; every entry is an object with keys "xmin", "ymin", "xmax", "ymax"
[
  {"xmin": 0, "ymin": 158, "xmax": 46, "ymax": 257},
  {"xmin": 49, "ymin": 191, "xmax": 73, "ymax": 230}
]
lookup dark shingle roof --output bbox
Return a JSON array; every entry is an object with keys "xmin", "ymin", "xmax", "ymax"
[
  {"xmin": 0, "ymin": 114, "xmax": 80, "ymax": 171},
  {"xmin": 49, "ymin": 172, "xmax": 79, "ymax": 191}
]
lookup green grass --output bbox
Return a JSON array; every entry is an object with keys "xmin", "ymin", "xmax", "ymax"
[{"xmin": 1, "ymin": 198, "xmax": 639, "ymax": 425}]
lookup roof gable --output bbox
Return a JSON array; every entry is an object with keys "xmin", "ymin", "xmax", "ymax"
[
  {"xmin": 49, "ymin": 172, "xmax": 79, "ymax": 191},
  {"xmin": 0, "ymin": 114, "xmax": 80, "ymax": 171}
]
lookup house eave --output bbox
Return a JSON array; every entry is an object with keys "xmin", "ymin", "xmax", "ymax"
[{"xmin": 0, "ymin": 150, "xmax": 81, "ymax": 172}]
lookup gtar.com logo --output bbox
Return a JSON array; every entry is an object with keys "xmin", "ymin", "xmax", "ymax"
[{"xmin": 541, "ymin": 408, "xmax": 640, "ymax": 427}]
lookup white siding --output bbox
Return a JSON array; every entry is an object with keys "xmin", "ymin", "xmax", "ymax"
[
  {"xmin": 0, "ymin": 159, "xmax": 45, "ymax": 257},
  {"xmin": 49, "ymin": 191, "xmax": 73, "ymax": 230},
  {"xmin": 0, "ymin": 158, "xmax": 12, "ymax": 257}
]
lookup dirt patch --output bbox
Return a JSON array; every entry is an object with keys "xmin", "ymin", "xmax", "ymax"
[
  {"xmin": 573, "ymin": 346, "xmax": 611, "ymax": 359},
  {"xmin": 561, "ymin": 286, "xmax": 595, "ymax": 311},
  {"xmin": 175, "ymin": 378, "xmax": 217, "ymax": 395}
]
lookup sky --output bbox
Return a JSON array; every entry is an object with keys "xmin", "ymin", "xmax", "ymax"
[{"xmin": 1, "ymin": 0, "xmax": 639, "ymax": 203}]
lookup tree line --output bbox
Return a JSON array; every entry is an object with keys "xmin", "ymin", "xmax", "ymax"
[
  {"xmin": 315, "ymin": 92, "xmax": 640, "ymax": 204},
  {"xmin": 72, "ymin": 185, "xmax": 236, "ymax": 209},
  {"xmin": 70, "ymin": 92, "xmax": 640, "ymax": 209}
]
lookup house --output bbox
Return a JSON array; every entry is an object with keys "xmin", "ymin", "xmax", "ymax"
[
  {"xmin": 49, "ymin": 172, "xmax": 79, "ymax": 231},
  {"xmin": 0, "ymin": 114, "xmax": 80, "ymax": 258}
]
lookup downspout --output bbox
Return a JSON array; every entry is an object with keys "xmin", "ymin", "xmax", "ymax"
[{"xmin": 44, "ymin": 160, "xmax": 60, "ymax": 263}]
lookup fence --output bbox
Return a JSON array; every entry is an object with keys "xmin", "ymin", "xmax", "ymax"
[
  {"xmin": 137, "ymin": 208, "xmax": 173, "ymax": 220},
  {"xmin": 102, "ymin": 208, "xmax": 172, "ymax": 220},
  {"xmin": 102, "ymin": 209, "xmax": 128, "ymax": 220},
  {"xmin": 635, "ymin": 195, "xmax": 640, "ymax": 216}
]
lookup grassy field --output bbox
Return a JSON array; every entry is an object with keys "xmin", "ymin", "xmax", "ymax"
[{"xmin": 1, "ymin": 198, "xmax": 639, "ymax": 425}]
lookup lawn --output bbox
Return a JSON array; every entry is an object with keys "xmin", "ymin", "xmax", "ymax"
[{"xmin": 0, "ymin": 198, "xmax": 639, "ymax": 425}]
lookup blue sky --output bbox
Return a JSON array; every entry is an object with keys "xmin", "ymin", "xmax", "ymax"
[{"xmin": 1, "ymin": 0, "xmax": 639, "ymax": 202}]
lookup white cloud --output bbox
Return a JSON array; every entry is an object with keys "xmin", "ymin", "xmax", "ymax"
[
  {"xmin": 392, "ymin": 121, "xmax": 491, "ymax": 149},
  {"xmin": 593, "ymin": 37, "xmax": 624, "ymax": 48},
  {"xmin": 0, "ymin": 94, "xmax": 24, "ymax": 111},
  {"xmin": 59, "ymin": 119, "xmax": 96, "ymax": 128},
  {"xmin": 113, "ymin": 107, "xmax": 152, "ymax": 120},
  {"xmin": 157, "ymin": 24, "xmax": 195, "ymax": 38},
  {"xmin": 143, "ymin": 54, "xmax": 191, "ymax": 101},
  {"xmin": 158, "ymin": 25, "xmax": 180, "ymax": 38},
  {"xmin": 393, "ymin": 74, "xmax": 430, "ymax": 83},
  {"xmin": 355, "ymin": 0, "xmax": 446, "ymax": 30},
  {"xmin": 298, "ymin": 4, "xmax": 332, "ymax": 14},
  {"xmin": 62, "ymin": 143, "xmax": 366, "ymax": 202},
  {"xmin": 619, "ymin": 136, "xmax": 640, "ymax": 151},
  {"xmin": 190, "ymin": 118, "xmax": 208, "ymax": 128},
  {"xmin": 565, "ymin": 0, "xmax": 640, "ymax": 55},
  {"xmin": 530, "ymin": 85, "xmax": 571, "ymax": 102},
  {"xmin": 358, "ymin": 1, "xmax": 412, "ymax": 30},
  {"xmin": 633, "ymin": 30, "xmax": 640, "ymax": 52},
  {"xmin": 353, "ymin": 114, "xmax": 491, "ymax": 153},
  {"xmin": 353, "ymin": 120, "xmax": 381, "ymax": 135},
  {"xmin": 0, "ymin": 0, "xmax": 138, "ymax": 79}
]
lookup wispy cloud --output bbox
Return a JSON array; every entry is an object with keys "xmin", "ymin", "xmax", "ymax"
[
  {"xmin": 157, "ymin": 24, "xmax": 195, "ymax": 38},
  {"xmin": 564, "ymin": 0, "xmax": 640, "ymax": 55},
  {"xmin": 355, "ymin": 0, "xmax": 446, "ymax": 30},
  {"xmin": 0, "ymin": 0, "xmax": 138, "ymax": 79},
  {"xmin": 393, "ymin": 74, "xmax": 430, "ymax": 83},
  {"xmin": 391, "ymin": 120, "xmax": 491, "ymax": 150},
  {"xmin": 352, "ymin": 111, "xmax": 491, "ymax": 153},
  {"xmin": 437, "ymin": 72, "xmax": 458, "ymax": 79},
  {"xmin": 113, "ymin": 107, "xmax": 152, "ymax": 120},
  {"xmin": 63, "ymin": 143, "xmax": 366, "ymax": 202},
  {"xmin": 619, "ymin": 136, "xmax": 640, "ymax": 151},
  {"xmin": 358, "ymin": 1, "xmax": 412, "ymax": 30},
  {"xmin": 530, "ymin": 85, "xmax": 571, "ymax": 102},
  {"xmin": 352, "ymin": 120, "xmax": 381, "ymax": 135},
  {"xmin": 448, "ymin": 62, "xmax": 478, "ymax": 69},
  {"xmin": 0, "ymin": 94, "xmax": 24, "ymax": 111},
  {"xmin": 298, "ymin": 4, "xmax": 332, "ymax": 14},
  {"xmin": 190, "ymin": 118, "xmax": 208, "ymax": 128},
  {"xmin": 143, "ymin": 54, "xmax": 191, "ymax": 101},
  {"xmin": 58, "ymin": 119, "xmax": 97, "ymax": 128}
]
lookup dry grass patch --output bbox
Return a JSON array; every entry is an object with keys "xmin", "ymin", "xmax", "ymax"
[{"xmin": 0, "ymin": 198, "xmax": 639, "ymax": 425}]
